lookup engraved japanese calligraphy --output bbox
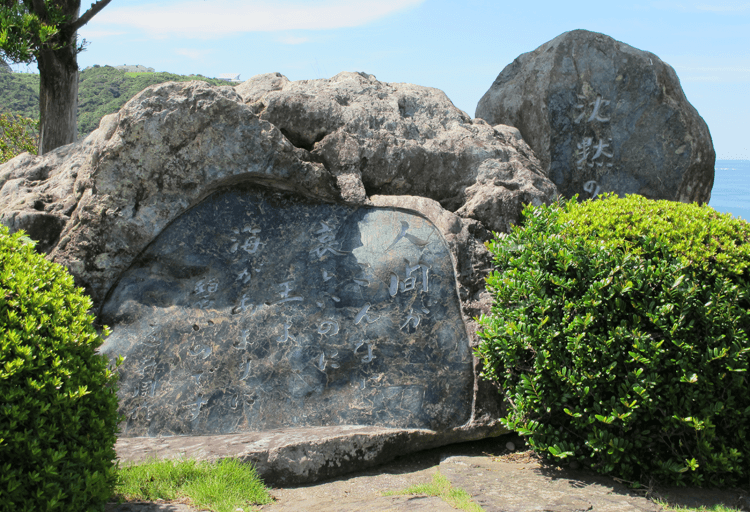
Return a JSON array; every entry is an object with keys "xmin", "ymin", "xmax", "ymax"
[
  {"xmin": 573, "ymin": 87, "xmax": 613, "ymax": 199},
  {"xmin": 100, "ymin": 186, "xmax": 473, "ymax": 437}
]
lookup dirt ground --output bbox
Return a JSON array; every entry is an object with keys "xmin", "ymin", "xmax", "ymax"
[{"xmin": 107, "ymin": 435, "xmax": 750, "ymax": 512}]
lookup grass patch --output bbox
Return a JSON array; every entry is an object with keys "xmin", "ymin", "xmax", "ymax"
[
  {"xmin": 655, "ymin": 501, "xmax": 745, "ymax": 512},
  {"xmin": 383, "ymin": 472, "xmax": 483, "ymax": 512},
  {"xmin": 113, "ymin": 457, "xmax": 273, "ymax": 512}
]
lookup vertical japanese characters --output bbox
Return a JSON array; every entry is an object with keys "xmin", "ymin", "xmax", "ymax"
[
  {"xmin": 573, "ymin": 91, "xmax": 613, "ymax": 198},
  {"xmin": 100, "ymin": 190, "xmax": 473, "ymax": 437}
]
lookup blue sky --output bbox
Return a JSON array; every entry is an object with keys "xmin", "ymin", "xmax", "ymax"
[{"xmin": 13, "ymin": 0, "xmax": 749, "ymax": 159}]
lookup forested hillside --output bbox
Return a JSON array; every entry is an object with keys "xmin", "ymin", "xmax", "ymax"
[
  {"xmin": 0, "ymin": 72, "xmax": 39, "ymax": 119},
  {"xmin": 0, "ymin": 66, "xmax": 230, "ymax": 139}
]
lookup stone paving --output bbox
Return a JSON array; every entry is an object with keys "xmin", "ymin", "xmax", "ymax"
[{"xmin": 107, "ymin": 436, "xmax": 750, "ymax": 512}]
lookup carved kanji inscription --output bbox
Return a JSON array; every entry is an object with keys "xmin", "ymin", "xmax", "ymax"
[{"xmin": 100, "ymin": 187, "xmax": 472, "ymax": 437}]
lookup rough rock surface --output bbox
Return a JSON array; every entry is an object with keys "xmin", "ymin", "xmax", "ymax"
[
  {"xmin": 0, "ymin": 74, "xmax": 557, "ymax": 482},
  {"xmin": 237, "ymin": 71, "xmax": 557, "ymax": 233},
  {"xmin": 0, "ymin": 82, "xmax": 338, "ymax": 306},
  {"xmin": 476, "ymin": 29, "xmax": 715, "ymax": 203}
]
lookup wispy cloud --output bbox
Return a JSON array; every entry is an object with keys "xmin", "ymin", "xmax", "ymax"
[
  {"xmin": 677, "ymin": 66, "xmax": 750, "ymax": 72},
  {"xmin": 78, "ymin": 29, "xmax": 127, "ymax": 38},
  {"xmin": 694, "ymin": 2, "xmax": 750, "ymax": 11},
  {"xmin": 277, "ymin": 35, "xmax": 310, "ymax": 45},
  {"xmin": 681, "ymin": 75, "xmax": 722, "ymax": 82},
  {"xmin": 89, "ymin": 0, "xmax": 424, "ymax": 38},
  {"xmin": 673, "ymin": 64, "xmax": 750, "ymax": 83},
  {"xmin": 652, "ymin": 1, "xmax": 750, "ymax": 12},
  {"xmin": 175, "ymin": 48, "xmax": 213, "ymax": 60}
]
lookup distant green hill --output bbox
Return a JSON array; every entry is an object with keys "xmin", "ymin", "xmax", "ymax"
[
  {"xmin": 0, "ymin": 66, "xmax": 231, "ymax": 139},
  {"xmin": 0, "ymin": 72, "xmax": 40, "ymax": 120}
]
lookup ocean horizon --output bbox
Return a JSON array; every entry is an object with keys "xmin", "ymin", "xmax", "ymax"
[{"xmin": 710, "ymin": 160, "xmax": 750, "ymax": 221}]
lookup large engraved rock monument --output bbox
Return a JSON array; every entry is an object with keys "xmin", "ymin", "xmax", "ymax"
[
  {"xmin": 104, "ymin": 187, "xmax": 473, "ymax": 437},
  {"xmin": 476, "ymin": 29, "xmax": 715, "ymax": 203},
  {"xmin": 0, "ymin": 72, "xmax": 557, "ymax": 483}
]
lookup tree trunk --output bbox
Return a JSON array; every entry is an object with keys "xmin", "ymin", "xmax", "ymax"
[
  {"xmin": 36, "ymin": 42, "xmax": 78, "ymax": 155},
  {"xmin": 34, "ymin": 0, "xmax": 81, "ymax": 156}
]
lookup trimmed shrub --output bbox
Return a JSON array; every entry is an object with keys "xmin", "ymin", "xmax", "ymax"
[
  {"xmin": 477, "ymin": 194, "xmax": 750, "ymax": 487},
  {"xmin": 0, "ymin": 226, "xmax": 121, "ymax": 511}
]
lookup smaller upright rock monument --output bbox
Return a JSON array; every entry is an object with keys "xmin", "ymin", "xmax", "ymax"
[{"xmin": 476, "ymin": 29, "xmax": 715, "ymax": 203}]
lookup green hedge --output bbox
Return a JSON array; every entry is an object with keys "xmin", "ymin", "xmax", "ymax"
[
  {"xmin": 477, "ymin": 194, "xmax": 750, "ymax": 487},
  {"xmin": 0, "ymin": 227, "xmax": 121, "ymax": 511}
]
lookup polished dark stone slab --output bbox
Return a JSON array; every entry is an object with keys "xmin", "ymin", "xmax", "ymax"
[{"xmin": 100, "ymin": 187, "xmax": 473, "ymax": 437}]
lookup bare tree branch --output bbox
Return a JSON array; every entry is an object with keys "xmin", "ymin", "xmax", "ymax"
[{"xmin": 68, "ymin": 0, "xmax": 112, "ymax": 32}]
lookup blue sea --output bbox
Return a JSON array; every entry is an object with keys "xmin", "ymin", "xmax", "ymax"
[{"xmin": 710, "ymin": 160, "xmax": 750, "ymax": 221}]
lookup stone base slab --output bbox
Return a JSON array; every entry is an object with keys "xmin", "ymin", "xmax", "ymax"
[{"xmin": 115, "ymin": 424, "xmax": 507, "ymax": 485}]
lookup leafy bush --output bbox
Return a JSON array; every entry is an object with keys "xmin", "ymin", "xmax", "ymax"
[
  {"xmin": 0, "ymin": 112, "xmax": 37, "ymax": 163},
  {"xmin": 0, "ymin": 226, "xmax": 121, "ymax": 511},
  {"xmin": 477, "ymin": 194, "xmax": 750, "ymax": 487}
]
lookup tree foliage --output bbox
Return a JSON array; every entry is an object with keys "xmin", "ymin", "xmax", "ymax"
[
  {"xmin": 0, "ymin": 0, "xmax": 108, "ymax": 65},
  {"xmin": 0, "ymin": 0, "xmax": 112, "ymax": 154},
  {"xmin": 1, "ymin": 0, "xmax": 71, "ymax": 63}
]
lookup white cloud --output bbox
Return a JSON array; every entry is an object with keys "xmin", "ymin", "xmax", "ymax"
[
  {"xmin": 175, "ymin": 48, "xmax": 212, "ymax": 59},
  {"xmin": 89, "ymin": 0, "xmax": 424, "ymax": 38}
]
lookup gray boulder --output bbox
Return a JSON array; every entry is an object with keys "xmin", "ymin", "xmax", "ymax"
[
  {"xmin": 0, "ymin": 75, "xmax": 557, "ymax": 483},
  {"xmin": 476, "ymin": 29, "xmax": 715, "ymax": 203}
]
